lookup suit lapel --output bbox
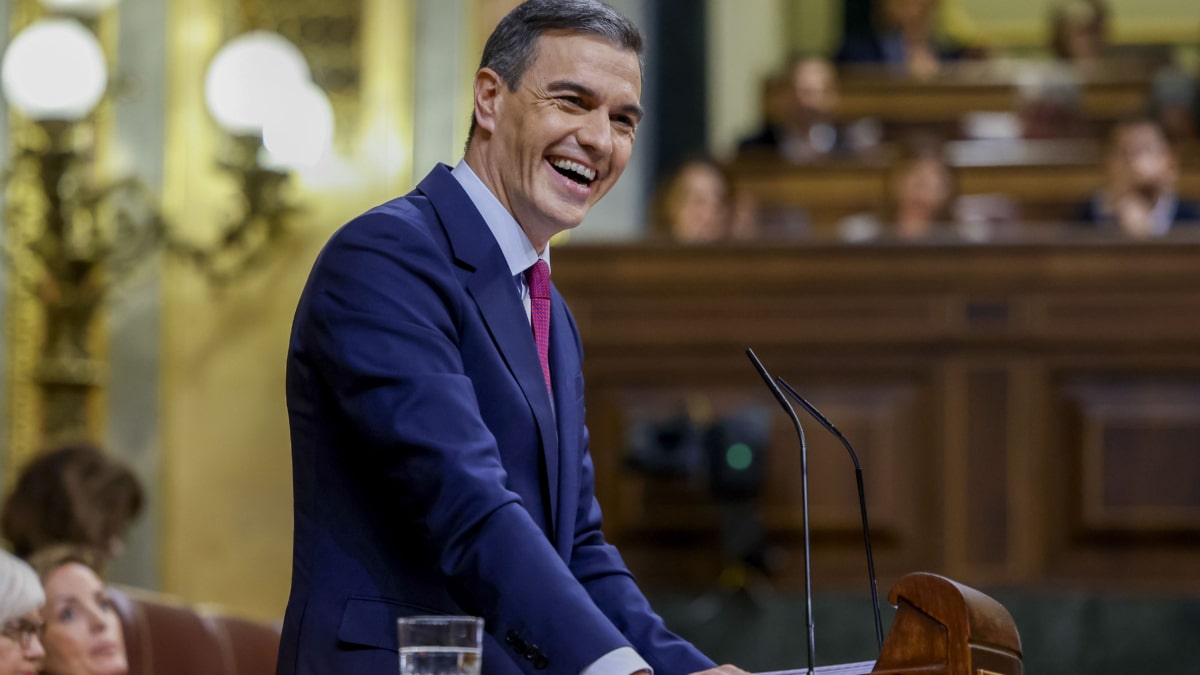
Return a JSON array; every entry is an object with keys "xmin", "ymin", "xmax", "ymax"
[
  {"xmin": 417, "ymin": 166, "xmax": 560, "ymax": 537},
  {"xmin": 548, "ymin": 292, "xmax": 579, "ymax": 556}
]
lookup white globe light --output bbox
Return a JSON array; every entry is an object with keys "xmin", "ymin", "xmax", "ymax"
[
  {"xmin": 262, "ymin": 81, "xmax": 335, "ymax": 169},
  {"xmin": 39, "ymin": 0, "xmax": 121, "ymax": 18},
  {"xmin": 205, "ymin": 31, "xmax": 311, "ymax": 135},
  {"xmin": 1, "ymin": 18, "xmax": 108, "ymax": 121}
]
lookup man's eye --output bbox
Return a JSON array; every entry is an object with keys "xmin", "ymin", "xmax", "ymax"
[
  {"xmin": 614, "ymin": 116, "xmax": 636, "ymax": 133},
  {"xmin": 58, "ymin": 606, "xmax": 75, "ymax": 622}
]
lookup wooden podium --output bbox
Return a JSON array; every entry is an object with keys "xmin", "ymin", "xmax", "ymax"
[{"xmin": 761, "ymin": 573, "xmax": 1022, "ymax": 675}]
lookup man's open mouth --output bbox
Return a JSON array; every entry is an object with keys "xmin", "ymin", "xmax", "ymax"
[{"xmin": 550, "ymin": 158, "xmax": 597, "ymax": 187}]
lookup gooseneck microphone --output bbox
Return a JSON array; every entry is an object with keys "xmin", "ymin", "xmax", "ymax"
[
  {"xmin": 777, "ymin": 378, "xmax": 885, "ymax": 653},
  {"xmin": 745, "ymin": 348, "xmax": 816, "ymax": 675}
]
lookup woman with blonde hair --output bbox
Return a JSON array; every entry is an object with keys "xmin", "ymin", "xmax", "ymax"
[
  {"xmin": 0, "ymin": 550, "xmax": 46, "ymax": 675},
  {"xmin": 28, "ymin": 548, "xmax": 127, "ymax": 675}
]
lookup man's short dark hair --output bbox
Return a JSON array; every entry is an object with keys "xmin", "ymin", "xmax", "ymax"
[
  {"xmin": 466, "ymin": 0, "xmax": 645, "ymax": 146},
  {"xmin": 1107, "ymin": 115, "xmax": 1170, "ymax": 148}
]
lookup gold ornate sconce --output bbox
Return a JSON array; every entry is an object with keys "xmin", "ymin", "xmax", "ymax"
[
  {"xmin": 189, "ymin": 29, "xmax": 335, "ymax": 284},
  {"xmin": 1, "ymin": 4, "xmax": 334, "ymax": 443}
]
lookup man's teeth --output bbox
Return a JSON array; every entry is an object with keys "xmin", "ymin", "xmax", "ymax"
[{"xmin": 551, "ymin": 158, "xmax": 596, "ymax": 182}]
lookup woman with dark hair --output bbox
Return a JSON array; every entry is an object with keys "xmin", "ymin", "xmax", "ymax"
[
  {"xmin": 1, "ymin": 445, "xmax": 144, "ymax": 568},
  {"xmin": 650, "ymin": 158, "xmax": 755, "ymax": 243},
  {"xmin": 1050, "ymin": 0, "xmax": 1109, "ymax": 63}
]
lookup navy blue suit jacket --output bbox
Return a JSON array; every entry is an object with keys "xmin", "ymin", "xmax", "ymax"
[{"xmin": 278, "ymin": 165, "xmax": 714, "ymax": 675}]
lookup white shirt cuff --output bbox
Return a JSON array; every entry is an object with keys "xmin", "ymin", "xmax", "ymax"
[{"xmin": 579, "ymin": 646, "xmax": 652, "ymax": 675}]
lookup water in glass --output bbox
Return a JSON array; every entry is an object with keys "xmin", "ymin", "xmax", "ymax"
[{"xmin": 399, "ymin": 645, "xmax": 481, "ymax": 675}]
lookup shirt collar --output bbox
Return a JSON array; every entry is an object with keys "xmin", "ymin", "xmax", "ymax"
[{"xmin": 452, "ymin": 159, "xmax": 550, "ymax": 276}]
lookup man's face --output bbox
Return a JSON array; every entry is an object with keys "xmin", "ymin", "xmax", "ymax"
[
  {"xmin": 790, "ymin": 60, "xmax": 838, "ymax": 124},
  {"xmin": 1110, "ymin": 123, "xmax": 1176, "ymax": 198},
  {"xmin": 476, "ymin": 32, "xmax": 643, "ymax": 248},
  {"xmin": 885, "ymin": 0, "xmax": 936, "ymax": 31}
]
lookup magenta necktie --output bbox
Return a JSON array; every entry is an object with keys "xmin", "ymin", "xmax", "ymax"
[{"xmin": 527, "ymin": 260, "xmax": 552, "ymax": 397}]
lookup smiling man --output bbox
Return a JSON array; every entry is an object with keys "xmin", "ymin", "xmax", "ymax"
[{"xmin": 277, "ymin": 2, "xmax": 745, "ymax": 675}]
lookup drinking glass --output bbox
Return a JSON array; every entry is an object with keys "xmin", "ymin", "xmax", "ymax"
[{"xmin": 397, "ymin": 615, "xmax": 484, "ymax": 675}]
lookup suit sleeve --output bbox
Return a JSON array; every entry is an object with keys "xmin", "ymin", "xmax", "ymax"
[{"xmin": 301, "ymin": 212, "xmax": 636, "ymax": 675}]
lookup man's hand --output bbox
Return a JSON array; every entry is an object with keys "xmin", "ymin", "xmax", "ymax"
[{"xmin": 690, "ymin": 666, "xmax": 751, "ymax": 675}]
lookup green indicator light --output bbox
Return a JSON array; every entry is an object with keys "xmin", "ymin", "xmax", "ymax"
[{"xmin": 725, "ymin": 443, "xmax": 753, "ymax": 471}]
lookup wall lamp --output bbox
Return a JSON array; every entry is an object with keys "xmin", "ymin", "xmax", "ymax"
[{"xmin": 1, "ymin": 1, "xmax": 334, "ymax": 442}]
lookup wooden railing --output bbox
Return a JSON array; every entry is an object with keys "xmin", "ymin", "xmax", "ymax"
[
  {"xmin": 553, "ymin": 237, "xmax": 1200, "ymax": 596},
  {"xmin": 729, "ymin": 140, "xmax": 1200, "ymax": 231}
]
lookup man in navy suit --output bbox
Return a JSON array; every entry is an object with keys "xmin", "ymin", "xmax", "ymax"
[
  {"xmin": 1072, "ymin": 116, "xmax": 1200, "ymax": 236},
  {"xmin": 278, "ymin": 2, "xmax": 746, "ymax": 675}
]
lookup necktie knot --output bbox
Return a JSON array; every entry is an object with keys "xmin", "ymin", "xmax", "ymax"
[{"xmin": 527, "ymin": 259, "xmax": 551, "ymax": 300}]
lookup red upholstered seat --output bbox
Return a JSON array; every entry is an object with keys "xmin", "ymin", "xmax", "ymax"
[{"xmin": 110, "ymin": 585, "xmax": 280, "ymax": 675}]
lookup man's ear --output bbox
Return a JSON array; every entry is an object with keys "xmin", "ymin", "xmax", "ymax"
[{"xmin": 473, "ymin": 68, "xmax": 504, "ymax": 136}]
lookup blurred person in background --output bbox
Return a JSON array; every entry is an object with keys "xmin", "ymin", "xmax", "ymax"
[
  {"xmin": 836, "ymin": 0, "xmax": 964, "ymax": 79},
  {"xmin": 651, "ymin": 158, "xmax": 755, "ymax": 243},
  {"xmin": 1016, "ymin": 65, "xmax": 1090, "ymax": 139},
  {"xmin": 737, "ymin": 56, "xmax": 847, "ymax": 164},
  {"xmin": 891, "ymin": 145, "xmax": 956, "ymax": 238},
  {"xmin": 1050, "ymin": 0, "xmax": 1109, "ymax": 63},
  {"xmin": 1074, "ymin": 117, "xmax": 1200, "ymax": 236},
  {"xmin": 839, "ymin": 140, "xmax": 956, "ymax": 241},
  {"xmin": 1, "ymin": 445, "xmax": 144, "ymax": 571},
  {"xmin": 1149, "ymin": 68, "xmax": 1198, "ymax": 143},
  {"xmin": 0, "ymin": 550, "xmax": 46, "ymax": 675},
  {"xmin": 28, "ymin": 548, "xmax": 127, "ymax": 675}
]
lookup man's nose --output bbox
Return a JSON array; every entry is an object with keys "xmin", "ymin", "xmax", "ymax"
[{"xmin": 577, "ymin": 109, "xmax": 613, "ymax": 155}]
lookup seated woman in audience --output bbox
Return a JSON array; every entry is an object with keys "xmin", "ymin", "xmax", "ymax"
[
  {"xmin": 1, "ymin": 444, "xmax": 144, "ymax": 570},
  {"xmin": 0, "ymin": 550, "xmax": 46, "ymax": 675},
  {"xmin": 891, "ymin": 148, "xmax": 956, "ymax": 238},
  {"xmin": 1050, "ymin": 0, "xmax": 1109, "ymax": 63},
  {"xmin": 1074, "ymin": 117, "xmax": 1200, "ymax": 236},
  {"xmin": 836, "ymin": 0, "xmax": 964, "ymax": 78},
  {"xmin": 839, "ymin": 142, "xmax": 956, "ymax": 241},
  {"xmin": 651, "ymin": 158, "xmax": 757, "ymax": 243},
  {"xmin": 29, "ymin": 548, "xmax": 127, "ymax": 675}
]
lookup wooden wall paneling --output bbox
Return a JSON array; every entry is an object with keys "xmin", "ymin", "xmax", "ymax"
[
  {"xmin": 940, "ymin": 359, "xmax": 1021, "ymax": 584},
  {"xmin": 1043, "ymin": 361, "xmax": 1200, "ymax": 591},
  {"xmin": 1008, "ymin": 357, "xmax": 1043, "ymax": 582},
  {"xmin": 965, "ymin": 366, "xmax": 1012, "ymax": 572},
  {"xmin": 1066, "ymin": 376, "xmax": 1200, "ymax": 533},
  {"xmin": 555, "ymin": 241, "xmax": 1200, "ymax": 593}
]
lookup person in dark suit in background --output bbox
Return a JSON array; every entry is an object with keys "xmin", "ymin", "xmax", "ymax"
[
  {"xmin": 277, "ymin": 2, "xmax": 747, "ymax": 675},
  {"xmin": 1073, "ymin": 116, "xmax": 1200, "ymax": 236},
  {"xmin": 836, "ymin": 0, "xmax": 964, "ymax": 78},
  {"xmin": 737, "ymin": 55, "xmax": 843, "ymax": 164}
]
